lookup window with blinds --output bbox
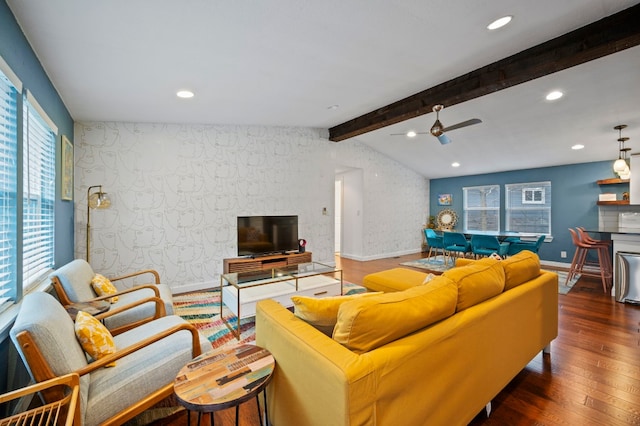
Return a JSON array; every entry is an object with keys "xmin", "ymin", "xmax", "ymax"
[
  {"xmin": 0, "ymin": 59, "xmax": 56, "ymax": 313},
  {"xmin": 0, "ymin": 71, "xmax": 18, "ymax": 309},
  {"xmin": 505, "ymin": 181, "xmax": 552, "ymax": 234},
  {"xmin": 22, "ymin": 95, "xmax": 55, "ymax": 292},
  {"xmin": 463, "ymin": 185, "xmax": 500, "ymax": 232}
]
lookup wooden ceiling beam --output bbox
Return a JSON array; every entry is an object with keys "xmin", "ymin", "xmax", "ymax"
[{"xmin": 329, "ymin": 4, "xmax": 640, "ymax": 142}]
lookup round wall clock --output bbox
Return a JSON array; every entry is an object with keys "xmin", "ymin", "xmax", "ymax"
[{"xmin": 437, "ymin": 209, "xmax": 458, "ymax": 230}]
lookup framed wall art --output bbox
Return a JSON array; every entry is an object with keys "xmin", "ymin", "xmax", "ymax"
[
  {"xmin": 61, "ymin": 135, "xmax": 73, "ymax": 201},
  {"xmin": 437, "ymin": 193, "xmax": 452, "ymax": 206}
]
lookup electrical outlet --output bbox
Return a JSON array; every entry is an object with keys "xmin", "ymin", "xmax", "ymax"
[{"xmin": 560, "ymin": 251, "xmax": 567, "ymax": 258}]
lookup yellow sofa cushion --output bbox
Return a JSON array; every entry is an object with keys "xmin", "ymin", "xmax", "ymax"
[
  {"xmin": 74, "ymin": 311, "xmax": 117, "ymax": 367},
  {"xmin": 442, "ymin": 257, "xmax": 505, "ymax": 311},
  {"xmin": 91, "ymin": 273, "xmax": 119, "ymax": 303},
  {"xmin": 362, "ymin": 267, "xmax": 428, "ymax": 292},
  {"xmin": 501, "ymin": 250, "xmax": 541, "ymax": 290},
  {"xmin": 333, "ymin": 276, "xmax": 457, "ymax": 354},
  {"xmin": 291, "ymin": 292, "xmax": 382, "ymax": 336}
]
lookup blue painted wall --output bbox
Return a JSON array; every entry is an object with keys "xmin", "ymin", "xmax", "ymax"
[
  {"xmin": 0, "ymin": 1, "xmax": 75, "ymax": 266},
  {"xmin": 430, "ymin": 161, "xmax": 625, "ymax": 263}
]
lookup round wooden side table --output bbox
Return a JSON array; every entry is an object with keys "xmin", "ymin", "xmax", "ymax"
[{"xmin": 174, "ymin": 344, "xmax": 275, "ymax": 426}]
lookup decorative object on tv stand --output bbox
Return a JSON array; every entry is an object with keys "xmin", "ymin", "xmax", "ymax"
[
  {"xmin": 86, "ymin": 185, "xmax": 111, "ymax": 263},
  {"xmin": 613, "ymin": 124, "xmax": 631, "ymax": 179},
  {"xmin": 298, "ymin": 239, "xmax": 307, "ymax": 253}
]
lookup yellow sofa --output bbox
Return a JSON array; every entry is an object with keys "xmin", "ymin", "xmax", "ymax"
[{"xmin": 255, "ymin": 251, "xmax": 558, "ymax": 426}]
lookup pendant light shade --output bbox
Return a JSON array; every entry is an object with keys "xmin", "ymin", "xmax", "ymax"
[{"xmin": 613, "ymin": 125, "xmax": 631, "ymax": 178}]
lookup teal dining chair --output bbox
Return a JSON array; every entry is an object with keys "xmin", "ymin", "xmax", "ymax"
[
  {"xmin": 423, "ymin": 228, "xmax": 445, "ymax": 260},
  {"xmin": 507, "ymin": 235, "xmax": 545, "ymax": 256},
  {"xmin": 443, "ymin": 232, "xmax": 472, "ymax": 264},
  {"xmin": 470, "ymin": 234, "xmax": 510, "ymax": 258}
]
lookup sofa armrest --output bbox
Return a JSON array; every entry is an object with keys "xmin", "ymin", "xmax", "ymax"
[{"xmin": 255, "ymin": 299, "xmax": 377, "ymax": 426}]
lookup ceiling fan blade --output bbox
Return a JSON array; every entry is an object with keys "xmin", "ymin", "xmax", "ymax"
[
  {"xmin": 390, "ymin": 132, "xmax": 430, "ymax": 136},
  {"xmin": 437, "ymin": 133, "xmax": 451, "ymax": 145},
  {"xmin": 441, "ymin": 118, "xmax": 482, "ymax": 133}
]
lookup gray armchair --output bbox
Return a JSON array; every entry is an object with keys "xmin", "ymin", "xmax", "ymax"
[
  {"xmin": 50, "ymin": 259, "xmax": 174, "ymax": 334},
  {"xmin": 10, "ymin": 291, "xmax": 209, "ymax": 426}
]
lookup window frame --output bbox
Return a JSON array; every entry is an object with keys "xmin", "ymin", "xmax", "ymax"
[
  {"xmin": 505, "ymin": 181, "xmax": 552, "ymax": 235},
  {"xmin": 0, "ymin": 58, "xmax": 57, "ymax": 314},
  {"xmin": 462, "ymin": 184, "xmax": 501, "ymax": 233}
]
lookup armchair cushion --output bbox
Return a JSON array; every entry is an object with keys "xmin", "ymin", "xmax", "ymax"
[
  {"xmin": 52, "ymin": 259, "xmax": 97, "ymax": 302},
  {"xmin": 91, "ymin": 274, "xmax": 119, "ymax": 303},
  {"xmin": 74, "ymin": 311, "xmax": 117, "ymax": 367},
  {"xmin": 85, "ymin": 315, "xmax": 207, "ymax": 426}
]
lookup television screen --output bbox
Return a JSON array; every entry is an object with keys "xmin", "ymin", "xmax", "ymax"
[{"xmin": 237, "ymin": 215, "xmax": 299, "ymax": 256}]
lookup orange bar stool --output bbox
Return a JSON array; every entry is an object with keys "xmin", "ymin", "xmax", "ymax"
[
  {"xmin": 576, "ymin": 227, "xmax": 612, "ymax": 280},
  {"xmin": 567, "ymin": 228, "xmax": 612, "ymax": 293}
]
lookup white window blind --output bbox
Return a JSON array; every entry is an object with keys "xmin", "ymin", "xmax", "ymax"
[
  {"xmin": 463, "ymin": 185, "xmax": 500, "ymax": 232},
  {"xmin": 505, "ymin": 181, "xmax": 552, "ymax": 234},
  {"xmin": 0, "ymin": 70, "xmax": 18, "ymax": 310},
  {"xmin": 22, "ymin": 95, "xmax": 55, "ymax": 291}
]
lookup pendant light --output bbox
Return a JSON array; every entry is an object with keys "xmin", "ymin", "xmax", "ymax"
[{"xmin": 613, "ymin": 125, "xmax": 631, "ymax": 179}]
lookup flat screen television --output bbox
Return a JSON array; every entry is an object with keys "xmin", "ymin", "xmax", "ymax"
[{"xmin": 237, "ymin": 215, "xmax": 299, "ymax": 257}]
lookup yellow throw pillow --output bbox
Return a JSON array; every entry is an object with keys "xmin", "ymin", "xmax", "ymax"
[
  {"xmin": 74, "ymin": 311, "xmax": 117, "ymax": 367},
  {"xmin": 91, "ymin": 274, "xmax": 119, "ymax": 303},
  {"xmin": 292, "ymin": 292, "xmax": 382, "ymax": 336},
  {"xmin": 502, "ymin": 250, "xmax": 541, "ymax": 290},
  {"xmin": 443, "ymin": 257, "xmax": 505, "ymax": 312},
  {"xmin": 333, "ymin": 276, "xmax": 458, "ymax": 354}
]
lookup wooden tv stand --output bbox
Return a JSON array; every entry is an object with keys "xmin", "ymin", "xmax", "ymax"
[{"xmin": 224, "ymin": 252, "xmax": 312, "ymax": 273}]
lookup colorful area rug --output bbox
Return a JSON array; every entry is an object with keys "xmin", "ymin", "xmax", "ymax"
[
  {"xmin": 173, "ymin": 282, "xmax": 367, "ymax": 350},
  {"xmin": 555, "ymin": 270, "xmax": 580, "ymax": 295}
]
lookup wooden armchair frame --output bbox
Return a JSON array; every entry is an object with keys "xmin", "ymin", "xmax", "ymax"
[
  {"xmin": 14, "ymin": 319, "xmax": 202, "ymax": 426},
  {"xmin": 0, "ymin": 373, "xmax": 81, "ymax": 426}
]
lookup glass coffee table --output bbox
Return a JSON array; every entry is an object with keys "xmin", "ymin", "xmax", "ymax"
[{"xmin": 220, "ymin": 262, "xmax": 343, "ymax": 339}]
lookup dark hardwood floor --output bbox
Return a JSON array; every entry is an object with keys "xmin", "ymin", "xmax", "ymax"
[{"xmin": 155, "ymin": 252, "xmax": 640, "ymax": 426}]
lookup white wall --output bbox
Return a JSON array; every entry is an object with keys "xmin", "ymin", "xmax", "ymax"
[{"xmin": 74, "ymin": 122, "xmax": 429, "ymax": 292}]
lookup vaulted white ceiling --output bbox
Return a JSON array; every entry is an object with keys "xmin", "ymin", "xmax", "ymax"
[{"xmin": 7, "ymin": 0, "xmax": 640, "ymax": 178}]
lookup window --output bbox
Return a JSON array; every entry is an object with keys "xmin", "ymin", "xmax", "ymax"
[
  {"xmin": 0, "ymin": 58, "xmax": 56, "ymax": 313},
  {"xmin": 22, "ymin": 93, "xmax": 56, "ymax": 292},
  {"xmin": 0, "ymin": 69, "xmax": 19, "ymax": 309},
  {"xmin": 463, "ymin": 185, "xmax": 500, "ymax": 232},
  {"xmin": 506, "ymin": 181, "xmax": 551, "ymax": 234}
]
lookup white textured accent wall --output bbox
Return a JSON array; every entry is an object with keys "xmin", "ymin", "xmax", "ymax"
[{"xmin": 74, "ymin": 122, "xmax": 428, "ymax": 292}]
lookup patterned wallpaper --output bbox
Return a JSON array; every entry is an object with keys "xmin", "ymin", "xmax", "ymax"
[{"xmin": 74, "ymin": 122, "xmax": 428, "ymax": 293}]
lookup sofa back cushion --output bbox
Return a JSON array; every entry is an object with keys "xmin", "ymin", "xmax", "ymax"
[
  {"xmin": 291, "ymin": 292, "xmax": 382, "ymax": 336},
  {"xmin": 332, "ymin": 276, "xmax": 457, "ymax": 354},
  {"xmin": 501, "ymin": 250, "xmax": 541, "ymax": 290},
  {"xmin": 442, "ymin": 257, "xmax": 505, "ymax": 312}
]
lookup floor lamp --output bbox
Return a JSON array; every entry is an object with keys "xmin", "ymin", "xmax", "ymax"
[{"xmin": 86, "ymin": 185, "xmax": 111, "ymax": 263}]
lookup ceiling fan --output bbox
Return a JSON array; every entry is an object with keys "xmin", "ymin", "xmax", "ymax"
[{"xmin": 391, "ymin": 104, "xmax": 482, "ymax": 145}]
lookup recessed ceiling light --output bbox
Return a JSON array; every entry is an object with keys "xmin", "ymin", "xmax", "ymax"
[
  {"xmin": 406, "ymin": 131, "xmax": 417, "ymax": 138},
  {"xmin": 452, "ymin": 162, "xmax": 460, "ymax": 168},
  {"xmin": 571, "ymin": 144, "xmax": 584, "ymax": 150},
  {"xmin": 546, "ymin": 90, "xmax": 563, "ymax": 101},
  {"xmin": 327, "ymin": 104, "xmax": 340, "ymax": 110},
  {"xmin": 487, "ymin": 16, "xmax": 512, "ymax": 30},
  {"xmin": 176, "ymin": 90, "xmax": 194, "ymax": 99}
]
